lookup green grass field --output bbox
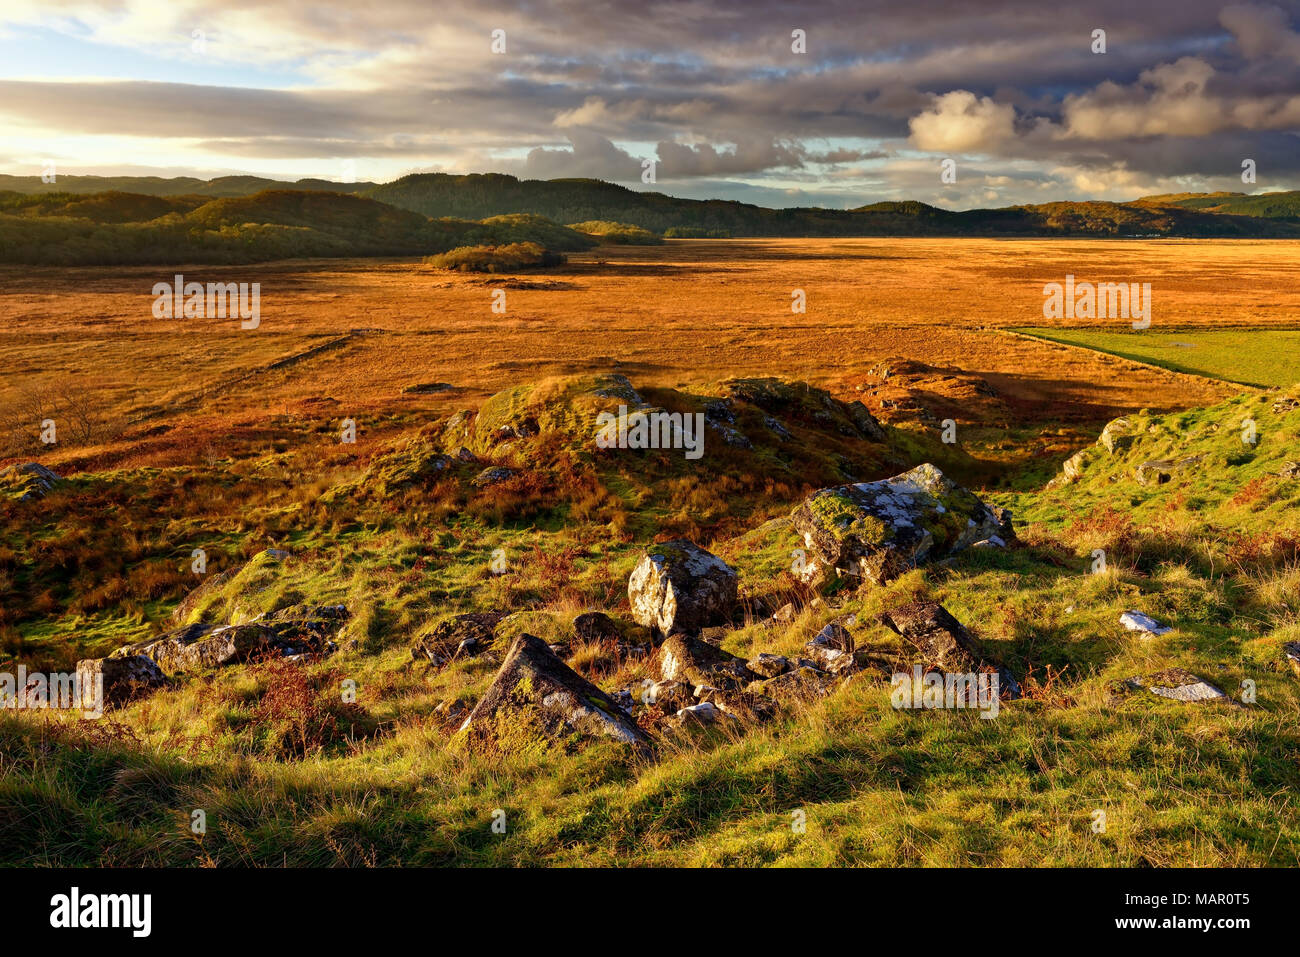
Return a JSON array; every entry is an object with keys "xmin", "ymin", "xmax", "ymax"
[{"xmin": 1013, "ymin": 328, "xmax": 1300, "ymax": 389}]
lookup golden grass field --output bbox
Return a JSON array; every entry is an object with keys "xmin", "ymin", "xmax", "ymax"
[{"xmin": 5, "ymin": 237, "xmax": 1296, "ymax": 472}]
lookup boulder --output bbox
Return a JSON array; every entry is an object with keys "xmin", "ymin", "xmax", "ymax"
[
  {"xmin": 1099, "ymin": 417, "xmax": 1135, "ymax": 454},
  {"xmin": 1061, "ymin": 450, "xmax": 1088, "ymax": 483},
  {"xmin": 790, "ymin": 464, "xmax": 1005, "ymax": 585},
  {"xmin": 659, "ymin": 633, "xmax": 755, "ymax": 690},
  {"xmin": 628, "ymin": 540, "xmax": 738, "ymax": 637},
  {"xmin": 747, "ymin": 665, "xmax": 838, "ymax": 701},
  {"xmin": 804, "ymin": 621, "xmax": 856, "ymax": 673},
  {"xmin": 878, "ymin": 601, "xmax": 1021, "ymax": 697},
  {"xmin": 120, "ymin": 622, "xmax": 273, "ymax": 673},
  {"xmin": 572, "ymin": 611, "xmax": 622, "ymax": 644},
  {"xmin": 747, "ymin": 652, "xmax": 791, "ymax": 678},
  {"xmin": 457, "ymin": 634, "xmax": 651, "ymax": 756},
  {"xmin": 1122, "ymin": 668, "xmax": 1229, "ymax": 703},
  {"xmin": 76, "ymin": 655, "xmax": 166, "ymax": 705}
]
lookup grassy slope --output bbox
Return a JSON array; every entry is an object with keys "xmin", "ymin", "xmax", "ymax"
[
  {"xmin": 2, "ymin": 379, "xmax": 1300, "ymax": 866},
  {"xmin": 1014, "ymin": 327, "xmax": 1300, "ymax": 389}
]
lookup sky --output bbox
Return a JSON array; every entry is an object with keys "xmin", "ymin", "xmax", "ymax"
[{"xmin": 1, "ymin": 0, "xmax": 1298, "ymax": 209}]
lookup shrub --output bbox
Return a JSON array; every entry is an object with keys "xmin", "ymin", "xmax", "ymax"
[
  {"xmin": 424, "ymin": 242, "xmax": 566, "ymax": 273},
  {"xmin": 567, "ymin": 221, "xmax": 663, "ymax": 244}
]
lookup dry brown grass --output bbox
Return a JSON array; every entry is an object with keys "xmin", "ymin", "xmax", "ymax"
[{"xmin": 4, "ymin": 237, "xmax": 1285, "ymax": 471}]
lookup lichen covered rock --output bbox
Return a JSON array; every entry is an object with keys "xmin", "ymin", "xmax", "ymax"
[
  {"xmin": 457, "ymin": 634, "xmax": 651, "ymax": 756},
  {"xmin": 0, "ymin": 462, "xmax": 61, "ymax": 502},
  {"xmin": 658, "ymin": 632, "xmax": 755, "ymax": 690},
  {"xmin": 628, "ymin": 540, "xmax": 738, "ymax": 637},
  {"xmin": 790, "ymin": 464, "xmax": 1005, "ymax": 585}
]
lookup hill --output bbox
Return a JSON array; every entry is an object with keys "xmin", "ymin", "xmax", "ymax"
[
  {"xmin": 2, "ymin": 370, "xmax": 1298, "ymax": 866},
  {"xmin": 1135, "ymin": 190, "xmax": 1300, "ymax": 221},
  {"xmin": 0, "ymin": 173, "xmax": 376, "ymax": 197},
  {"xmin": 367, "ymin": 174, "xmax": 1300, "ymax": 238},
  {"xmin": 0, "ymin": 189, "xmax": 596, "ymax": 265}
]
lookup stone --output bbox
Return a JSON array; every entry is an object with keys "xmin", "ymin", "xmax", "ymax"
[
  {"xmin": 1099, "ymin": 417, "xmax": 1135, "ymax": 454},
  {"xmin": 747, "ymin": 666, "xmax": 838, "ymax": 701},
  {"xmin": 572, "ymin": 611, "xmax": 622, "ymax": 644},
  {"xmin": 628, "ymin": 540, "xmax": 738, "ymax": 637},
  {"xmin": 472, "ymin": 466, "xmax": 516, "ymax": 488},
  {"xmin": 746, "ymin": 652, "xmax": 791, "ymax": 678},
  {"xmin": 412, "ymin": 613, "xmax": 500, "ymax": 665},
  {"xmin": 804, "ymin": 621, "xmax": 856, "ymax": 673},
  {"xmin": 1284, "ymin": 642, "xmax": 1300, "ymax": 678},
  {"xmin": 1062, "ymin": 450, "xmax": 1087, "ymax": 483},
  {"xmin": 1123, "ymin": 668, "xmax": 1228, "ymax": 703},
  {"xmin": 120, "ymin": 622, "xmax": 273, "ymax": 674},
  {"xmin": 457, "ymin": 634, "xmax": 651, "ymax": 756},
  {"xmin": 695, "ymin": 687, "xmax": 778, "ymax": 723},
  {"xmin": 0, "ymin": 462, "xmax": 61, "ymax": 501},
  {"xmin": 1279, "ymin": 461, "xmax": 1300, "ymax": 479},
  {"xmin": 659, "ymin": 633, "xmax": 755, "ymax": 690},
  {"xmin": 878, "ymin": 600, "xmax": 1020, "ymax": 698},
  {"xmin": 643, "ymin": 679, "xmax": 693, "ymax": 712},
  {"xmin": 790, "ymin": 464, "xmax": 1006, "ymax": 585},
  {"xmin": 666, "ymin": 701, "xmax": 727, "ymax": 728},
  {"xmin": 51, "ymin": 656, "xmax": 164, "ymax": 709},
  {"xmin": 1119, "ymin": 610, "xmax": 1173, "ymax": 636}
]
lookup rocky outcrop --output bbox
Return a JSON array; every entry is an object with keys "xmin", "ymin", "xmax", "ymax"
[
  {"xmin": 628, "ymin": 540, "xmax": 738, "ymax": 637},
  {"xmin": 790, "ymin": 464, "xmax": 1006, "ymax": 585},
  {"xmin": 120, "ymin": 605, "xmax": 347, "ymax": 674},
  {"xmin": 0, "ymin": 462, "xmax": 61, "ymax": 501},
  {"xmin": 1099, "ymin": 417, "xmax": 1135, "ymax": 454},
  {"xmin": 457, "ymin": 634, "xmax": 651, "ymax": 756},
  {"xmin": 119, "ymin": 622, "xmax": 273, "ymax": 673}
]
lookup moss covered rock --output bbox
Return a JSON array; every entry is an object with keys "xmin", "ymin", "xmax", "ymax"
[
  {"xmin": 457, "ymin": 634, "xmax": 651, "ymax": 757},
  {"xmin": 791, "ymin": 463, "xmax": 1005, "ymax": 585},
  {"xmin": 628, "ymin": 540, "xmax": 738, "ymax": 637}
]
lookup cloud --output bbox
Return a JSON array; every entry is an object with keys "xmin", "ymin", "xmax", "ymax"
[
  {"xmin": 0, "ymin": 0, "xmax": 1299, "ymax": 205},
  {"xmin": 908, "ymin": 91, "xmax": 1017, "ymax": 153}
]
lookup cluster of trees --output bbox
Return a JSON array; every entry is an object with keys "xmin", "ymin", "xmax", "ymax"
[
  {"xmin": 0, "ymin": 191, "xmax": 596, "ymax": 265},
  {"xmin": 567, "ymin": 220, "xmax": 663, "ymax": 244}
]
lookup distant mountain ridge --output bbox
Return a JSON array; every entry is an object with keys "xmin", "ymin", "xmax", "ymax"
[{"xmin": 1, "ymin": 175, "xmax": 1298, "ymax": 265}]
